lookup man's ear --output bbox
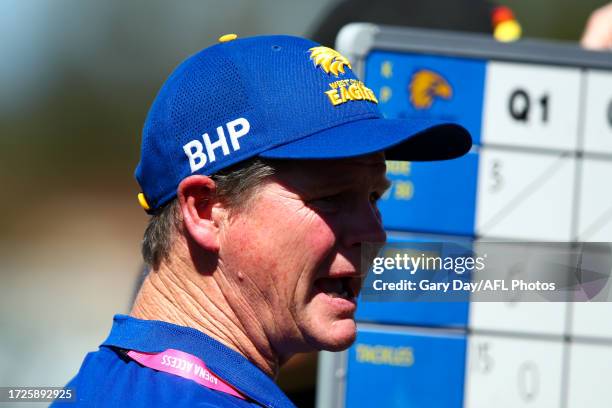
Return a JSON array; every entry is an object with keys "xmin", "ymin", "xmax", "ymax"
[{"xmin": 177, "ymin": 175, "xmax": 223, "ymax": 252}]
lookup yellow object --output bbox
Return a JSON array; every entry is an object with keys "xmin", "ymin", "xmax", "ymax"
[
  {"xmin": 324, "ymin": 79, "xmax": 377, "ymax": 106},
  {"xmin": 355, "ymin": 344, "xmax": 414, "ymax": 367},
  {"xmin": 409, "ymin": 70, "xmax": 452, "ymax": 109},
  {"xmin": 494, "ymin": 20, "xmax": 522, "ymax": 42},
  {"xmin": 137, "ymin": 193, "xmax": 150, "ymax": 211},
  {"xmin": 379, "ymin": 86, "xmax": 392, "ymax": 103},
  {"xmin": 308, "ymin": 46, "xmax": 352, "ymax": 76},
  {"xmin": 381, "ymin": 61, "xmax": 393, "ymax": 79},
  {"xmin": 394, "ymin": 180, "xmax": 414, "ymax": 200},
  {"xmin": 218, "ymin": 33, "xmax": 238, "ymax": 43},
  {"xmin": 386, "ymin": 161, "xmax": 410, "ymax": 176}
]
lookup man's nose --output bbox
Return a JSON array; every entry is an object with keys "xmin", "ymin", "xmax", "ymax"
[{"xmin": 342, "ymin": 198, "xmax": 387, "ymax": 248}]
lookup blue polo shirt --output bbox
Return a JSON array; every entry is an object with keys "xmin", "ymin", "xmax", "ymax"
[{"xmin": 52, "ymin": 315, "xmax": 296, "ymax": 407}]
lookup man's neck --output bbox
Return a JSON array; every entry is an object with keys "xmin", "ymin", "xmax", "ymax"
[{"xmin": 130, "ymin": 259, "xmax": 280, "ymax": 378}]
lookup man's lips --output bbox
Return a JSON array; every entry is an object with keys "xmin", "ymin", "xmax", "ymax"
[{"xmin": 313, "ymin": 273, "xmax": 363, "ymax": 300}]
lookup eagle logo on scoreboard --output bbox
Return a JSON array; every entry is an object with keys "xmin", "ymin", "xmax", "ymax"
[
  {"xmin": 309, "ymin": 46, "xmax": 352, "ymax": 76},
  {"xmin": 409, "ymin": 69, "xmax": 453, "ymax": 109}
]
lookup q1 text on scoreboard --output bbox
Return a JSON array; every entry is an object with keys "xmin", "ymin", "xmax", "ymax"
[{"xmin": 316, "ymin": 23, "xmax": 612, "ymax": 408}]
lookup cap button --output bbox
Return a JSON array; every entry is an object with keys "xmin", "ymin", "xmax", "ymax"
[{"xmin": 218, "ymin": 33, "xmax": 238, "ymax": 43}]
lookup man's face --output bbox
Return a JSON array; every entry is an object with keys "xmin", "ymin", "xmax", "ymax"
[{"xmin": 218, "ymin": 153, "xmax": 390, "ymax": 357}]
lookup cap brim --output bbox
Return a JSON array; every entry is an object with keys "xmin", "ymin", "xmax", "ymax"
[{"xmin": 259, "ymin": 118, "xmax": 471, "ymax": 162}]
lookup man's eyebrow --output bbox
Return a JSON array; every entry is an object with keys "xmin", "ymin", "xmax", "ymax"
[
  {"xmin": 318, "ymin": 170, "xmax": 391, "ymax": 191},
  {"xmin": 320, "ymin": 173, "xmax": 391, "ymax": 191}
]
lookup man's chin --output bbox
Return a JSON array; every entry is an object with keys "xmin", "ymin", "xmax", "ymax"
[{"xmin": 313, "ymin": 317, "xmax": 358, "ymax": 352}]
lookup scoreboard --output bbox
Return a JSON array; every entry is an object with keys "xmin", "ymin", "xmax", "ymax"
[{"xmin": 316, "ymin": 24, "xmax": 612, "ymax": 408}]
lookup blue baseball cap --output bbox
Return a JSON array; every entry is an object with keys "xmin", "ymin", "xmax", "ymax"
[{"xmin": 135, "ymin": 34, "xmax": 471, "ymax": 212}]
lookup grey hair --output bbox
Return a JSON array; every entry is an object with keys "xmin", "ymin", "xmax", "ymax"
[{"xmin": 142, "ymin": 158, "xmax": 278, "ymax": 269}]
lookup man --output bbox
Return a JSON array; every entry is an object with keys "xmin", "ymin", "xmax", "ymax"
[
  {"xmin": 582, "ymin": 2, "xmax": 612, "ymax": 50},
  {"xmin": 54, "ymin": 34, "xmax": 470, "ymax": 407}
]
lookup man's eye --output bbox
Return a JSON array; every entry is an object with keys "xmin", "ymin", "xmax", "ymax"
[{"xmin": 308, "ymin": 195, "xmax": 341, "ymax": 212}]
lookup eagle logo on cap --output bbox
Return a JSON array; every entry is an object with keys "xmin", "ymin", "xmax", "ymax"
[
  {"xmin": 309, "ymin": 46, "xmax": 352, "ymax": 77},
  {"xmin": 409, "ymin": 69, "xmax": 452, "ymax": 109}
]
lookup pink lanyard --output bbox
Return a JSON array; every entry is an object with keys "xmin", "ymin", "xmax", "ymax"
[{"xmin": 127, "ymin": 348, "xmax": 246, "ymax": 400}]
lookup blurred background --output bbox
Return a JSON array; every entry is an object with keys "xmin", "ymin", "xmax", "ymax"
[{"xmin": 0, "ymin": 0, "xmax": 608, "ymax": 404}]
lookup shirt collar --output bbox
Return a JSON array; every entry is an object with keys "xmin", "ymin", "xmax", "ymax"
[{"xmin": 102, "ymin": 314, "xmax": 296, "ymax": 408}]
